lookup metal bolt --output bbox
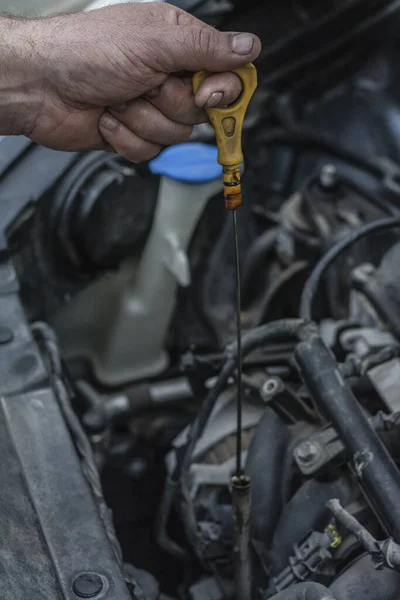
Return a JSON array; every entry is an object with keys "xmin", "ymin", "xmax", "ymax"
[
  {"xmin": 296, "ymin": 441, "xmax": 319, "ymax": 463},
  {"xmin": 361, "ymin": 263, "xmax": 375, "ymax": 277},
  {"xmin": 0, "ymin": 326, "xmax": 13, "ymax": 345},
  {"xmin": 351, "ymin": 263, "xmax": 375, "ymax": 288},
  {"xmin": 207, "ymin": 523, "xmax": 221, "ymax": 541},
  {"xmin": 262, "ymin": 378, "xmax": 279, "ymax": 396},
  {"xmin": 319, "ymin": 164, "xmax": 338, "ymax": 190},
  {"xmin": 73, "ymin": 573, "xmax": 104, "ymax": 598}
]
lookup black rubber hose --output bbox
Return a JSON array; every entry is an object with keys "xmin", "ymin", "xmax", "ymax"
[
  {"xmin": 330, "ymin": 554, "xmax": 400, "ymax": 600},
  {"xmin": 341, "ymin": 176, "xmax": 400, "ymax": 216},
  {"xmin": 245, "ymin": 409, "xmax": 291, "ymax": 547},
  {"xmin": 299, "ymin": 217, "xmax": 400, "ymax": 321},
  {"xmin": 180, "ymin": 319, "xmax": 307, "ymax": 553},
  {"xmin": 295, "ymin": 335, "xmax": 400, "ymax": 542},
  {"xmin": 266, "ymin": 582, "xmax": 336, "ymax": 600}
]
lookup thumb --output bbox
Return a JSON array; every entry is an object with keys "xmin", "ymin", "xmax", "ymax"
[{"xmin": 151, "ymin": 25, "xmax": 261, "ymax": 73}]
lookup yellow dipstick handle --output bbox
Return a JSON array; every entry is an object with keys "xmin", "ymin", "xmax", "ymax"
[{"xmin": 192, "ymin": 63, "xmax": 257, "ymax": 210}]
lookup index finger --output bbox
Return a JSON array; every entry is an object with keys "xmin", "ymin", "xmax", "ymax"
[{"xmin": 193, "ymin": 72, "xmax": 242, "ymax": 107}]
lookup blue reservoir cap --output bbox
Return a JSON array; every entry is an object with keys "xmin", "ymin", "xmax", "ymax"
[{"xmin": 149, "ymin": 142, "xmax": 222, "ymax": 183}]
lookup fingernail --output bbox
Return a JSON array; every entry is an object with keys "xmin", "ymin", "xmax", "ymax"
[
  {"xmin": 231, "ymin": 33, "xmax": 254, "ymax": 55},
  {"xmin": 205, "ymin": 92, "xmax": 223, "ymax": 108},
  {"xmin": 100, "ymin": 114, "xmax": 119, "ymax": 131},
  {"xmin": 111, "ymin": 103, "xmax": 127, "ymax": 113}
]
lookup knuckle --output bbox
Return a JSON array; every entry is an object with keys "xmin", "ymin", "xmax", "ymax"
[
  {"xmin": 198, "ymin": 27, "xmax": 215, "ymax": 55},
  {"xmin": 116, "ymin": 101, "xmax": 148, "ymax": 134},
  {"xmin": 162, "ymin": 3, "xmax": 181, "ymax": 24},
  {"xmin": 161, "ymin": 3, "xmax": 177, "ymax": 17},
  {"xmin": 185, "ymin": 27, "xmax": 200, "ymax": 55},
  {"xmin": 188, "ymin": 26, "xmax": 214, "ymax": 56},
  {"xmin": 136, "ymin": 99, "xmax": 152, "ymax": 122}
]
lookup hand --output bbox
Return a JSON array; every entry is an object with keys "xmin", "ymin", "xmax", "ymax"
[{"xmin": 0, "ymin": 3, "xmax": 261, "ymax": 161}]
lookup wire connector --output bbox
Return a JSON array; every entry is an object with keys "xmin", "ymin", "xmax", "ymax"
[{"xmin": 327, "ymin": 499, "xmax": 400, "ymax": 572}]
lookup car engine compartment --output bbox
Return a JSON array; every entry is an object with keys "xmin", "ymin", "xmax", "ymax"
[{"xmin": 4, "ymin": 1, "xmax": 400, "ymax": 599}]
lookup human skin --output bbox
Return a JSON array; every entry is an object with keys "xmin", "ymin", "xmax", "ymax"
[{"xmin": 0, "ymin": 3, "xmax": 261, "ymax": 162}]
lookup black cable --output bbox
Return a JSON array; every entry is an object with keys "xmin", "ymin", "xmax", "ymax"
[
  {"xmin": 327, "ymin": 499, "xmax": 400, "ymax": 572},
  {"xmin": 300, "ymin": 173, "xmax": 398, "ymax": 319},
  {"xmin": 341, "ymin": 176, "xmax": 400, "ymax": 216},
  {"xmin": 341, "ymin": 346, "xmax": 400, "ymax": 379},
  {"xmin": 259, "ymin": 0, "xmax": 400, "ymax": 89},
  {"xmin": 241, "ymin": 228, "xmax": 278, "ymax": 302},
  {"xmin": 155, "ymin": 475, "xmax": 190, "ymax": 562},
  {"xmin": 301, "ymin": 177, "xmax": 338, "ymax": 317},
  {"xmin": 255, "ymin": 261, "xmax": 309, "ymax": 327},
  {"xmin": 327, "ymin": 499, "xmax": 379, "ymax": 555},
  {"xmin": 300, "ymin": 217, "xmax": 400, "ymax": 321}
]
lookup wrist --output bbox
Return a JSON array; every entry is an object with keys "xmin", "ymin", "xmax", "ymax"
[{"xmin": 0, "ymin": 17, "xmax": 45, "ymax": 137}]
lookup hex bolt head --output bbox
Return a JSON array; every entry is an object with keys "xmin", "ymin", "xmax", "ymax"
[
  {"xmin": 351, "ymin": 263, "xmax": 375, "ymax": 286},
  {"xmin": 73, "ymin": 573, "xmax": 104, "ymax": 598},
  {"xmin": 262, "ymin": 378, "xmax": 279, "ymax": 396},
  {"xmin": 319, "ymin": 164, "xmax": 338, "ymax": 190},
  {"xmin": 296, "ymin": 441, "xmax": 319, "ymax": 463}
]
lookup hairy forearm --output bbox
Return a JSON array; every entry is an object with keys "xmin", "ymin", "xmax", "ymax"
[{"xmin": 0, "ymin": 16, "xmax": 44, "ymax": 136}]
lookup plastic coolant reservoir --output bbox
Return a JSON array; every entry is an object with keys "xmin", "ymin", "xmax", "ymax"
[{"xmin": 53, "ymin": 143, "xmax": 224, "ymax": 385}]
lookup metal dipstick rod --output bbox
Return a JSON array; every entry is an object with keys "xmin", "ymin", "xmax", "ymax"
[
  {"xmin": 232, "ymin": 210, "xmax": 243, "ymax": 476},
  {"xmin": 193, "ymin": 64, "xmax": 258, "ymax": 600}
]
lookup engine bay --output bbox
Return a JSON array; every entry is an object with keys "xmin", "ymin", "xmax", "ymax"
[{"xmin": 4, "ymin": 1, "xmax": 400, "ymax": 599}]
